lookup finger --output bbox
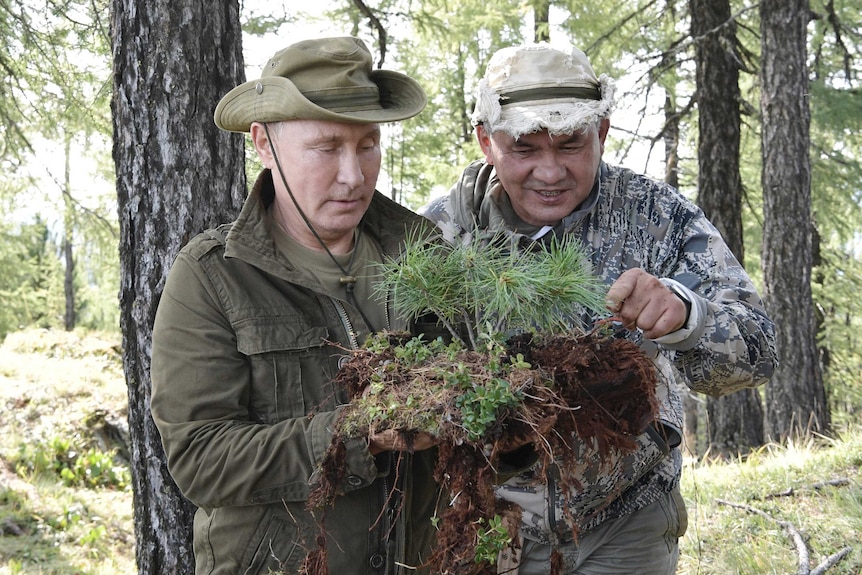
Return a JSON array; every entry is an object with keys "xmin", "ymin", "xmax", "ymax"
[
  {"xmin": 605, "ymin": 269, "xmax": 641, "ymax": 313},
  {"xmin": 616, "ymin": 288, "xmax": 649, "ymax": 329},
  {"xmin": 410, "ymin": 432, "xmax": 438, "ymax": 452},
  {"xmin": 638, "ymin": 286, "xmax": 688, "ymax": 338}
]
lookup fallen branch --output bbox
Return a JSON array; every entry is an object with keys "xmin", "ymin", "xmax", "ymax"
[
  {"xmin": 761, "ymin": 478, "xmax": 851, "ymax": 500},
  {"xmin": 716, "ymin": 499, "xmax": 852, "ymax": 575},
  {"xmin": 810, "ymin": 548, "xmax": 852, "ymax": 575}
]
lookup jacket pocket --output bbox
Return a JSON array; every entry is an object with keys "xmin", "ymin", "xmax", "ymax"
[
  {"xmin": 667, "ymin": 485, "xmax": 688, "ymax": 538},
  {"xmin": 240, "ymin": 508, "xmax": 303, "ymax": 575},
  {"xmin": 234, "ymin": 315, "xmax": 332, "ymax": 422},
  {"xmin": 235, "ymin": 315, "xmax": 328, "ymax": 355}
]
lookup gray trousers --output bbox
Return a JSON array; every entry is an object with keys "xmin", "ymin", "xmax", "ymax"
[{"xmin": 499, "ymin": 487, "xmax": 687, "ymax": 575}]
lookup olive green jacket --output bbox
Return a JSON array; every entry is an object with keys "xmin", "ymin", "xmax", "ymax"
[{"xmin": 151, "ymin": 171, "xmax": 440, "ymax": 575}]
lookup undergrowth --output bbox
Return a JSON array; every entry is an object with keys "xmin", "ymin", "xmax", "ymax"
[
  {"xmin": 0, "ymin": 328, "xmax": 860, "ymax": 574},
  {"xmin": 678, "ymin": 431, "xmax": 862, "ymax": 575},
  {"xmin": 0, "ymin": 328, "xmax": 134, "ymax": 575}
]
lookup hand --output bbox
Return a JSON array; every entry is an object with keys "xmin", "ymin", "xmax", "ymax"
[
  {"xmin": 368, "ymin": 429, "xmax": 437, "ymax": 455},
  {"xmin": 495, "ymin": 431, "xmax": 534, "ymax": 454},
  {"xmin": 605, "ymin": 269, "xmax": 688, "ymax": 340}
]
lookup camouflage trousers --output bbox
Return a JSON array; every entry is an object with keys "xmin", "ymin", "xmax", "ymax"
[{"xmin": 498, "ymin": 486, "xmax": 687, "ymax": 575}]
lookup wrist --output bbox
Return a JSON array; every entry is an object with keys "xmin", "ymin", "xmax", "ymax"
[{"xmin": 666, "ymin": 281, "xmax": 692, "ymax": 329}]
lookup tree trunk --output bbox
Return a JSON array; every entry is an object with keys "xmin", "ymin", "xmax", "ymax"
[
  {"xmin": 111, "ymin": 1, "xmax": 246, "ymax": 572},
  {"xmin": 658, "ymin": 12, "xmax": 701, "ymax": 457},
  {"xmin": 760, "ymin": 0, "xmax": 830, "ymax": 439},
  {"xmin": 692, "ymin": 0, "xmax": 765, "ymax": 456},
  {"xmin": 63, "ymin": 136, "xmax": 76, "ymax": 331},
  {"xmin": 533, "ymin": 0, "xmax": 550, "ymax": 43}
]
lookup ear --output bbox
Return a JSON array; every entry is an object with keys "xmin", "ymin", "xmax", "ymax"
[
  {"xmin": 598, "ymin": 118, "xmax": 611, "ymax": 153},
  {"xmin": 250, "ymin": 122, "xmax": 274, "ymax": 169},
  {"xmin": 475, "ymin": 124, "xmax": 496, "ymax": 165}
]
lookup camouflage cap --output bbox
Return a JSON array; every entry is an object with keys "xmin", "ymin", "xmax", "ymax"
[{"xmin": 472, "ymin": 43, "xmax": 615, "ymax": 138}]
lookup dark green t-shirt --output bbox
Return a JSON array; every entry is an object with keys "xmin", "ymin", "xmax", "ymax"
[{"xmin": 269, "ymin": 218, "xmax": 388, "ymax": 341}]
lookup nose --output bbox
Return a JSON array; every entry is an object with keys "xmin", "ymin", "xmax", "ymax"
[
  {"xmin": 338, "ymin": 150, "xmax": 365, "ymax": 189},
  {"xmin": 531, "ymin": 151, "xmax": 566, "ymax": 184}
]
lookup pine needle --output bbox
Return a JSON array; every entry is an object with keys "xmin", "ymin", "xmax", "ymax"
[{"xmin": 375, "ymin": 229, "xmax": 607, "ymax": 349}]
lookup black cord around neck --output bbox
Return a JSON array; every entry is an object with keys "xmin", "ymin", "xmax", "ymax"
[{"xmin": 264, "ymin": 123, "xmax": 378, "ymax": 333}]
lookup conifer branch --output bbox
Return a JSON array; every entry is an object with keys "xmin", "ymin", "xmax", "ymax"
[{"xmin": 375, "ymin": 229, "xmax": 607, "ymax": 349}]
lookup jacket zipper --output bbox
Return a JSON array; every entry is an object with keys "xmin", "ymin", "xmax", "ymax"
[
  {"xmin": 382, "ymin": 470, "xmax": 393, "ymax": 575},
  {"xmin": 331, "ymin": 290, "xmax": 392, "ymax": 352},
  {"xmin": 333, "ymin": 296, "xmax": 397, "ymax": 573},
  {"xmin": 332, "ymin": 298, "xmax": 360, "ymax": 350},
  {"xmin": 547, "ymin": 469, "xmax": 559, "ymax": 544}
]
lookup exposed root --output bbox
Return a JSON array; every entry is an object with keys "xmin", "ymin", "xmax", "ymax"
[{"xmin": 306, "ymin": 330, "xmax": 658, "ymax": 572}]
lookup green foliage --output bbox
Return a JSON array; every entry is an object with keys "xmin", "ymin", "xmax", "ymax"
[
  {"xmin": 13, "ymin": 435, "xmax": 130, "ymax": 490},
  {"xmin": 242, "ymin": 7, "xmax": 296, "ymax": 37},
  {"xmin": 364, "ymin": 332, "xmax": 461, "ymax": 361},
  {"xmin": 0, "ymin": 216, "xmax": 66, "ymax": 337},
  {"xmin": 474, "ymin": 514, "xmax": 511, "ymax": 565},
  {"xmin": 346, "ymin": 334, "xmax": 529, "ymax": 442},
  {"xmin": 806, "ymin": 75, "xmax": 862, "ymax": 421},
  {"xmin": 375, "ymin": 231, "xmax": 607, "ymax": 350},
  {"xmin": 393, "ymin": 334, "xmax": 438, "ymax": 364},
  {"xmin": 0, "ymin": 0, "xmax": 118, "ymax": 337},
  {"xmin": 454, "ymin": 373, "xmax": 520, "ymax": 441},
  {"xmin": 812, "ymin": 249, "xmax": 862, "ymax": 423}
]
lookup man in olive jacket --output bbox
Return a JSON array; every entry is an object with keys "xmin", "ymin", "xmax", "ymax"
[{"xmin": 151, "ymin": 37, "xmax": 439, "ymax": 575}]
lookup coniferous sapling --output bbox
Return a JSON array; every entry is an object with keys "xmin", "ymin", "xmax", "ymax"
[{"xmin": 302, "ymin": 231, "xmax": 660, "ymax": 575}]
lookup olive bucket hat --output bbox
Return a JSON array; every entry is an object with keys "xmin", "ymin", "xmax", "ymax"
[{"xmin": 214, "ymin": 36, "xmax": 427, "ymax": 132}]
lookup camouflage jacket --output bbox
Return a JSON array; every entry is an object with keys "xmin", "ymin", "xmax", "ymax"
[{"xmin": 421, "ymin": 160, "xmax": 778, "ymax": 543}]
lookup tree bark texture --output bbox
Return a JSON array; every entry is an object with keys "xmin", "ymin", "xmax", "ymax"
[
  {"xmin": 532, "ymin": 0, "xmax": 551, "ymax": 43},
  {"xmin": 63, "ymin": 136, "xmax": 76, "ymax": 331},
  {"xmin": 692, "ymin": 0, "xmax": 765, "ymax": 455},
  {"xmin": 111, "ymin": 1, "xmax": 247, "ymax": 572},
  {"xmin": 759, "ymin": 0, "xmax": 830, "ymax": 439},
  {"xmin": 692, "ymin": 0, "xmax": 744, "ymax": 258}
]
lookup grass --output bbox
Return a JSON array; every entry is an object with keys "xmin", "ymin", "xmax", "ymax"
[
  {"xmin": 0, "ymin": 328, "xmax": 135, "ymax": 575},
  {"xmin": 678, "ymin": 432, "xmax": 862, "ymax": 574},
  {"xmin": 0, "ymin": 327, "xmax": 859, "ymax": 574}
]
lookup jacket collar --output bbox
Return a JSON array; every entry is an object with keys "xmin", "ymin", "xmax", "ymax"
[
  {"xmin": 451, "ymin": 161, "xmax": 605, "ymax": 240},
  {"xmin": 224, "ymin": 169, "xmax": 434, "ymax": 279}
]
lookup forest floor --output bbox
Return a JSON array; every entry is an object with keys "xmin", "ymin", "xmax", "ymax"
[
  {"xmin": 0, "ymin": 328, "xmax": 134, "ymax": 574},
  {"xmin": 0, "ymin": 327, "xmax": 860, "ymax": 574}
]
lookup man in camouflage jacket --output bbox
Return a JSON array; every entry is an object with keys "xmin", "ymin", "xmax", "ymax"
[{"xmin": 421, "ymin": 42, "xmax": 778, "ymax": 575}]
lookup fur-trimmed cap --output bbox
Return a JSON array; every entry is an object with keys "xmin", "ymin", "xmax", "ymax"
[{"xmin": 472, "ymin": 43, "xmax": 615, "ymax": 138}]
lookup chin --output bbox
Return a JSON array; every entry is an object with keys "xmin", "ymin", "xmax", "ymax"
[
  {"xmin": 528, "ymin": 211, "xmax": 570, "ymax": 227},
  {"xmin": 326, "ymin": 216, "xmax": 364, "ymax": 234}
]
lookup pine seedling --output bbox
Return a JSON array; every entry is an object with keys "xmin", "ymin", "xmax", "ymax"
[{"xmin": 375, "ymin": 229, "xmax": 607, "ymax": 349}]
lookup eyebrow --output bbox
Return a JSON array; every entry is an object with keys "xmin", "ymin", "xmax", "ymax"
[
  {"xmin": 308, "ymin": 126, "xmax": 381, "ymax": 145},
  {"xmin": 513, "ymin": 132, "xmax": 586, "ymax": 147}
]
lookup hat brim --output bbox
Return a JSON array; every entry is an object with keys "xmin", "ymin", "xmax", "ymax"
[{"xmin": 214, "ymin": 70, "xmax": 426, "ymax": 132}]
